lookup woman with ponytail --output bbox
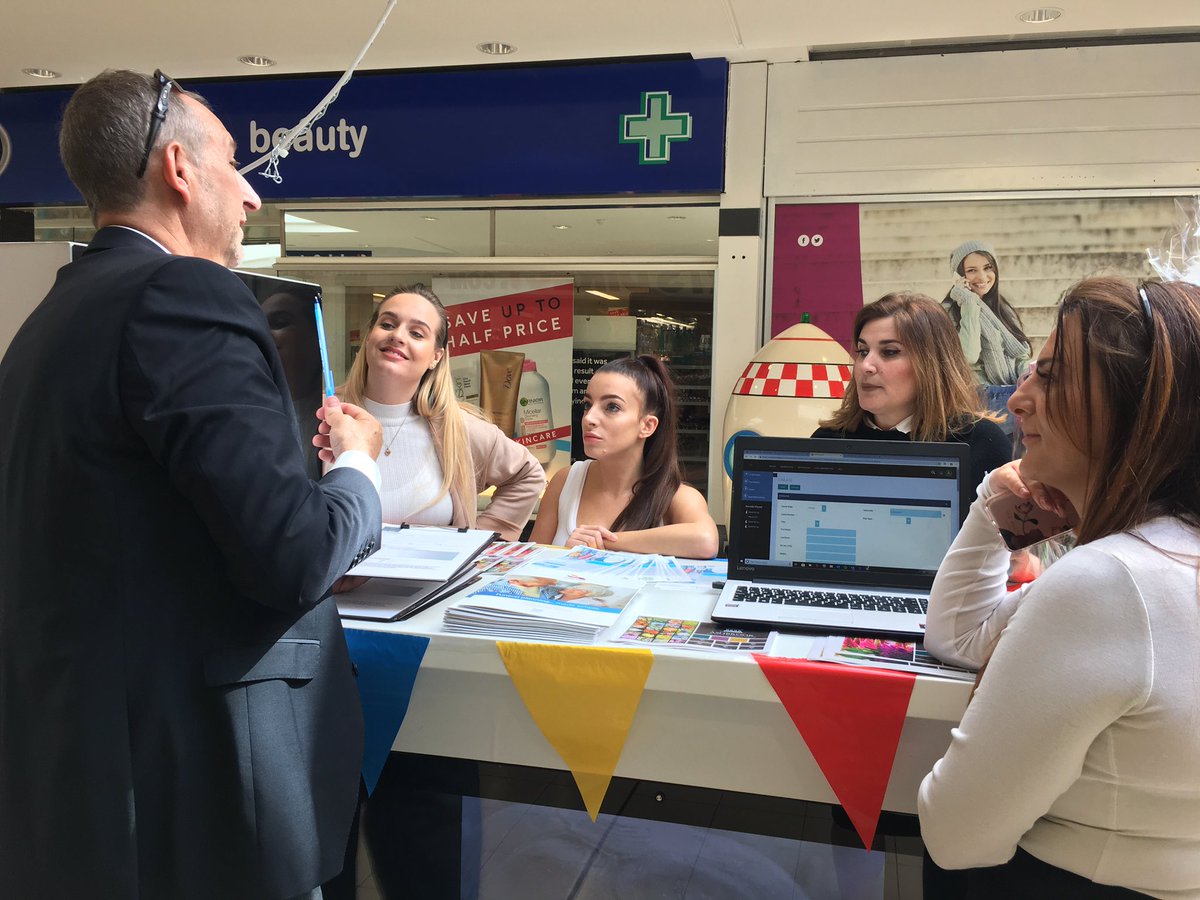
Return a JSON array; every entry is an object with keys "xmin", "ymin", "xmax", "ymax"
[
  {"xmin": 530, "ymin": 355, "xmax": 719, "ymax": 558},
  {"xmin": 337, "ymin": 284, "xmax": 545, "ymax": 541}
]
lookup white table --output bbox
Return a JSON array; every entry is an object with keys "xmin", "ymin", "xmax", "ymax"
[{"xmin": 345, "ymin": 580, "xmax": 970, "ymax": 814}]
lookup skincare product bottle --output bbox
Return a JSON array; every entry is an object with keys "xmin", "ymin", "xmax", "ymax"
[
  {"xmin": 479, "ymin": 349, "xmax": 525, "ymax": 437},
  {"xmin": 517, "ymin": 359, "xmax": 555, "ymax": 466},
  {"xmin": 450, "ymin": 355, "xmax": 481, "ymax": 405}
]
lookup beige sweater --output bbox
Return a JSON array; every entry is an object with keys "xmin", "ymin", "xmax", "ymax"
[{"xmin": 430, "ymin": 411, "xmax": 546, "ymax": 541}]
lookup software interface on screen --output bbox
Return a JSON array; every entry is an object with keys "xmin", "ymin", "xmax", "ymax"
[{"xmin": 737, "ymin": 449, "xmax": 961, "ymax": 577}]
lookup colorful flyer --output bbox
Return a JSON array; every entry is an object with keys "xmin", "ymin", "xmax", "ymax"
[{"xmin": 617, "ymin": 615, "xmax": 774, "ymax": 653}]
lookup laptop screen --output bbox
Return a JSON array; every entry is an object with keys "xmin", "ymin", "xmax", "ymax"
[{"xmin": 728, "ymin": 437, "xmax": 972, "ymax": 590}]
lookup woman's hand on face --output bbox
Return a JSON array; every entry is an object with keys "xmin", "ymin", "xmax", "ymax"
[
  {"xmin": 948, "ymin": 280, "xmax": 977, "ymax": 306},
  {"xmin": 567, "ymin": 524, "xmax": 617, "ymax": 550},
  {"xmin": 989, "ymin": 460, "xmax": 1075, "ymax": 520}
]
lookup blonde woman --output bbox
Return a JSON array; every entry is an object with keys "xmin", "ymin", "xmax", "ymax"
[{"xmin": 337, "ymin": 284, "xmax": 545, "ymax": 540}]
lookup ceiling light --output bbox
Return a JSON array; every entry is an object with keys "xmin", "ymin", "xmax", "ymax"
[
  {"xmin": 1016, "ymin": 7, "xmax": 1062, "ymax": 24},
  {"xmin": 553, "ymin": 225, "xmax": 570, "ymax": 230},
  {"xmin": 477, "ymin": 41, "xmax": 516, "ymax": 56},
  {"xmin": 372, "ymin": 293, "xmax": 387, "ymax": 299},
  {"xmin": 585, "ymin": 290, "xmax": 621, "ymax": 302},
  {"xmin": 639, "ymin": 315, "xmax": 695, "ymax": 330},
  {"xmin": 667, "ymin": 215, "xmax": 686, "ymax": 221},
  {"xmin": 238, "ymin": 55, "xmax": 276, "ymax": 68},
  {"xmin": 22, "ymin": 68, "xmax": 60, "ymax": 79},
  {"xmin": 421, "ymin": 215, "xmax": 439, "ymax": 222}
]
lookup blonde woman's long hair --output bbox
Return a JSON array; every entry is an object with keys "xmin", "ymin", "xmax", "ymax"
[
  {"xmin": 340, "ymin": 284, "xmax": 477, "ymax": 524},
  {"xmin": 819, "ymin": 292, "xmax": 998, "ymax": 442}
]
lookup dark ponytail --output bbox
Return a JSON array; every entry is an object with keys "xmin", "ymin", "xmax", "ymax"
[{"xmin": 595, "ymin": 355, "xmax": 683, "ymax": 532}]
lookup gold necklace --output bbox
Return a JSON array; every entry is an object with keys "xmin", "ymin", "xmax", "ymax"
[{"xmin": 381, "ymin": 405, "xmax": 413, "ymax": 457}]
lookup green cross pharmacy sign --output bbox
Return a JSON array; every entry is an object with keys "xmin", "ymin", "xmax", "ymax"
[{"xmin": 620, "ymin": 91, "xmax": 693, "ymax": 165}]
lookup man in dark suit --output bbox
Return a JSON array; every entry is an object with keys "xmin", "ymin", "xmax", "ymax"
[{"xmin": 0, "ymin": 70, "xmax": 384, "ymax": 900}]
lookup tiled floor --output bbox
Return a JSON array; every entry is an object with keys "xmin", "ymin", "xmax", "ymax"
[{"xmin": 354, "ymin": 795, "xmax": 924, "ymax": 899}]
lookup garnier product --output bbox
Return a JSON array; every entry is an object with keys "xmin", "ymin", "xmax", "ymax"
[{"xmin": 517, "ymin": 359, "xmax": 555, "ymax": 466}]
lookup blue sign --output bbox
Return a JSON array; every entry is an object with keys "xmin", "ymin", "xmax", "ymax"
[{"xmin": 0, "ymin": 58, "xmax": 727, "ymax": 206}]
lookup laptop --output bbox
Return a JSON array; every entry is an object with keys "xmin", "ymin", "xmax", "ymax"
[{"xmin": 711, "ymin": 436, "xmax": 972, "ymax": 637}]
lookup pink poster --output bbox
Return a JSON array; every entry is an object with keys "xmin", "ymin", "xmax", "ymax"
[{"xmin": 771, "ymin": 204, "xmax": 863, "ymax": 353}]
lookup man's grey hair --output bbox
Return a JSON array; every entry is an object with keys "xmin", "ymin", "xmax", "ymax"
[{"xmin": 59, "ymin": 69, "xmax": 210, "ymax": 221}]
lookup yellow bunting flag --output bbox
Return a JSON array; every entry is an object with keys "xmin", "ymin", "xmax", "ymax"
[{"xmin": 497, "ymin": 642, "xmax": 654, "ymax": 821}]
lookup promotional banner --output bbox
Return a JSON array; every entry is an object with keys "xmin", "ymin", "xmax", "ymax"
[
  {"xmin": 435, "ymin": 278, "xmax": 573, "ymax": 478},
  {"xmin": 343, "ymin": 630, "xmax": 430, "ymax": 795},
  {"xmin": 0, "ymin": 58, "xmax": 727, "ymax": 205},
  {"xmin": 753, "ymin": 655, "xmax": 915, "ymax": 850},
  {"xmin": 771, "ymin": 204, "xmax": 864, "ymax": 352},
  {"xmin": 497, "ymin": 641, "xmax": 654, "ymax": 821}
]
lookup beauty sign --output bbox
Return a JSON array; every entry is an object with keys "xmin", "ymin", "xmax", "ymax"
[{"xmin": 434, "ymin": 278, "xmax": 574, "ymax": 479}]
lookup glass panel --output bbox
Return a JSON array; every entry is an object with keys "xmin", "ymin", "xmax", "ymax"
[
  {"xmin": 24, "ymin": 202, "xmax": 283, "ymax": 268},
  {"xmin": 273, "ymin": 265, "xmax": 716, "ymax": 496},
  {"xmin": 572, "ymin": 271, "xmax": 713, "ymax": 491},
  {"xmin": 282, "ymin": 209, "xmax": 491, "ymax": 257},
  {"xmin": 495, "ymin": 206, "xmax": 718, "ymax": 256}
]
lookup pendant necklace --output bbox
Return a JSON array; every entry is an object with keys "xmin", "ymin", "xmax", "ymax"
[{"xmin": 382, "ymin": 405, "xmax": 413, "ymax": 457}]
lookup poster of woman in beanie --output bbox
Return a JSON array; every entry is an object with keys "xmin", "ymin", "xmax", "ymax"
[{"xmin": 941, "ymin": 240, "xmax": 1031, "ymax": 433}]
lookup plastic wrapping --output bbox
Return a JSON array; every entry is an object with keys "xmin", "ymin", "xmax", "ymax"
[{"xmin": 1146, "ymin": 196, "xmax": 1200, "ymax": 286}]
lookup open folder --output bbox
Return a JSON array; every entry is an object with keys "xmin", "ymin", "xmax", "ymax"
[{"xmin": 335, "ymin": 524, "xmax": 498, "ymax": 622}]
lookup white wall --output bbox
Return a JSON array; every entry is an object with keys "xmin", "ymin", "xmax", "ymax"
[
  {"xmin": 709, "ymin": 61, "xmax": 768, "ymax": 523},
  {"xmin": 764, "ymin": 44, "xmax": 1200, "ymax": 197}
]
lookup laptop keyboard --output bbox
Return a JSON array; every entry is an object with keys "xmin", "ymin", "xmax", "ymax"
[{"xmin": 731, "ymin": 585, "xmax": 927, "ymax": 615}]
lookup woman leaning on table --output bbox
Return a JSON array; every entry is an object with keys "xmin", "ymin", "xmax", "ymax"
[
  {"xmin": 529, "ymin": 355, "xmax": 719, "ymax": 558},
  {"xmin": 812, "ymin": 291, "xmax": 1011, "ymax": 493},
  {"xmin": 336, "ymin": 283, "xmax": 545, "ymax": 540},
  {"xmin": 919, "ymin": 278, "xmax": 1200, "ymax": 899}
]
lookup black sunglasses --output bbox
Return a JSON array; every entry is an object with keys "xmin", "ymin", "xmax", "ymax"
[{"xmin": 135, "ymin": 69, "xmax": 175, "ymax": 179}]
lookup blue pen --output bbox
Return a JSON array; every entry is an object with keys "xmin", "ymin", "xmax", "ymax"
[{"xmin": 312, "ymin": 298, "xmax": 337, "ymax": 397}]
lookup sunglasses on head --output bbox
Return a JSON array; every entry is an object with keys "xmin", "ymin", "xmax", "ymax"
[{"xmin": 135, "ymin": 69, "xmax": 175, "ymax": 179}]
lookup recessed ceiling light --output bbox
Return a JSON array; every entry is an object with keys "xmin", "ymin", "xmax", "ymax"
[
  {"xmin": 667, "ymin": 215, "xmax": 687, "ymax": 221},
  {"xmin": 22, "ymin": 68, "xmax": 60, "ymax": 79},
  {"xmin": 477, "ymin": 41, "xmax": 516, "ymax": 55},
  {"xmin": 1016, "ymin": 7, "xmax": 1062, "ymax": 24},
  {"xmin": 238, "ymin": 55, "xmax": 276, "ymax": 68},
  {"xmin": 585, "ymin": 290, "xmax": 621, "ymax": 302},
  {"xmin": 553, "ymin": 225, "xmax": 570, "ymax": 230},
  {"xmin": 421, "ymin": 215, "xmax": 439, "ymax": 222}
]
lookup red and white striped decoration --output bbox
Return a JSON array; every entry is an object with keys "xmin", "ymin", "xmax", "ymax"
[{"xmin": 733, "ymin": 362, "xmax": 852, "ymax": 399}]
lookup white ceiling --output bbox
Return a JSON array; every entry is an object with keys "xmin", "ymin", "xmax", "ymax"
[{"xmin": 3, "ymin": 1, "xmax": 1198, "ymax": 89}]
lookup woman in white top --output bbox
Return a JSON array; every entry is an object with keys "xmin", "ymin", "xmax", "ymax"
[
  {"xmin": 919, "ymin": 277, "xmax": 1200, "ymax": 899},
  {"xmin": 529, "ymin": 355, "xmax": 718, "ymax": 558},
  {"xmin": 336, "ymin": 284, "xmax": 545, "ymax": 538}
]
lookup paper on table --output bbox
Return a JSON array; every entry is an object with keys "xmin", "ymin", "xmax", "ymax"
[
  {"xmin": 346, "ymin": 524, "xmax": 497, "ymax": 581},
  {"xmin": 442, "ymin": 554, "xmax": 644, "ymax": 643},
  {"xmin": 615, "ymin": 615, "xmax": 775, "ymax": 653},
  {"xmin": 807, "ymin": 635, "xmax": 975, "ymax": 681}
]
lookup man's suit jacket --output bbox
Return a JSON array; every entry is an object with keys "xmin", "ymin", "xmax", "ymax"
[{"xmin": 0, "ymin": 227, "xmax": 382, "ymax": 899}]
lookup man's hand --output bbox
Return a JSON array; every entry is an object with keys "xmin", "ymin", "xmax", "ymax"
[{"xmin": 313, "ymin": 395, "xmax": 382, "ymax": 463}]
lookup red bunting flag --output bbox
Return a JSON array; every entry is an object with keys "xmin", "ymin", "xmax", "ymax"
[{"xmin": 753, "ymin": 655, "xmax": 916, "ymax": 849}]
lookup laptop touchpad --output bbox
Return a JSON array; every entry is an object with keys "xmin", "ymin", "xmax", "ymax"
[{"xmin": 794, "ymin": 609, "xmax": 853, "ymax": 627}]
